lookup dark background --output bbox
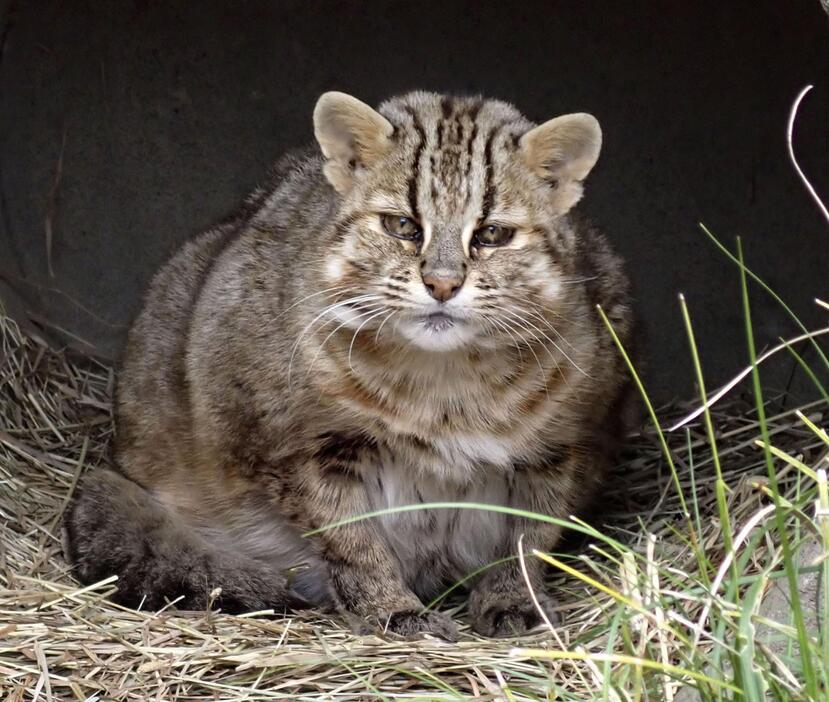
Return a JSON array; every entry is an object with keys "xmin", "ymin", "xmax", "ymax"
[{"xmin": 1, "ymin": 0, "xmax": 827, "ymax": 401}]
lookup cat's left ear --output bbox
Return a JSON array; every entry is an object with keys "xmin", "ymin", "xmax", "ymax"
[
  {"xmin": 519, "ymin": 113, "xmax": 602, "ymax": 211},
  {"xmin": 314, "ymin": 92, "xmax": 394, "ymax": 193}
]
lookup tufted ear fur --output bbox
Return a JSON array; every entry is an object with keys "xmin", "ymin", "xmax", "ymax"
[
  {"xmin": 519, "ymin": 113, "xmax": 602, "ymax": 212},
  {"xmin": 313, "ymin": 92, "xmax": 394, "ymax": 193}
]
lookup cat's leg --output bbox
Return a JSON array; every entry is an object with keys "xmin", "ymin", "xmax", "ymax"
[
  {"xmin": 466, "ymin": 529, "xmax": 561, "ymax": 637},
  {"xmin": 317, "ymin": 518, "xmax": 458, "ymax": 640},
  {"xmin": 468, "ymin": 448, "xmax": 603, "ymax": 637},
  {"xmin": 64, "ymin": 468, "xmax": 313, "ymax": 613},
  {"xmin": 285, "ymin": 434, "xmax": 458, "ymax": 640}
]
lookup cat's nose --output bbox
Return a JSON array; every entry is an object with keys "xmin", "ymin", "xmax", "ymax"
[{"xmin": 422, "ymin": 272, "xmax": 464, "ymax": 302}]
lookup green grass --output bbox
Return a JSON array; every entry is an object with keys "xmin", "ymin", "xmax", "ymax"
[{"xmin": 557, "ymin": 229, "xmax": 827, "ymax": 699}]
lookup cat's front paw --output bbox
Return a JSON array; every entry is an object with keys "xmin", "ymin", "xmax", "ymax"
[
  {"xmin": 381, "ymin": 608, "xmax": 459, "ymax": 641},
  {"xmin": 469, "ymin": 589, "xmax": 559, "ymax": 638}
]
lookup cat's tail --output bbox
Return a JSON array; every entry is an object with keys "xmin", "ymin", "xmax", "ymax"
[{"xmin": 63, "ymin": 468, "xmax": 312, "ymax": 613}]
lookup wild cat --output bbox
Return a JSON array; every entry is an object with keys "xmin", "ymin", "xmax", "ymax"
[{"xmin": 64, "ymin": 91, "xmax": 634, "ymax": 639}]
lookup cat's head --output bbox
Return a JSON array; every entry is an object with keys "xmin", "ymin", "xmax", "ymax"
[{"xmin": 312, "ymin": 91, "xmax": 601, "ymax": 353}]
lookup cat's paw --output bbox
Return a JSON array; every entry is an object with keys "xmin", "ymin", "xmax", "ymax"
[
  {"xmin": 382, "ymin": 609, "xmax": 459, "ymax": 641},
  {"xmin": 469, "ymin": 589, "xmax": 559, "ymax": 638}
]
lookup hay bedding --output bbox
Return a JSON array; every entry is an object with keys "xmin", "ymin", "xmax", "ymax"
[{"xmin": 0, "ymin": 310, "xmax": 820, "ymax": 701}]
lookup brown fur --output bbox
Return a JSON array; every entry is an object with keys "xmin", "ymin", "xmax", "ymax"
[{"xmin": 64, "ymin": 91, "xmax": 634, "ymax": 638}]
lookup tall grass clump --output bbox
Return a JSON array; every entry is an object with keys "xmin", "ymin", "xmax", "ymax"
[{"xmin": 537, "ymin": 229, "xmax": 829, "ymax": 700}]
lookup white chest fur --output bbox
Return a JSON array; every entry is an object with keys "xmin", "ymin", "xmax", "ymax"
[
  {"xmin": 364, "ymin": 459, "xmax": 513, "ymax": 596},
  {"xmin": 429, "ymin": 432, "xmax": 516, "ymax": 470}
]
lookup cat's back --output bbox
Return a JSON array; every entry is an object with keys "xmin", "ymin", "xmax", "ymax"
[
  {"xmin": 115, "ymin": 153, "xmax": 323, "ymax": 486},
  {"xmin": 115, "ymin": 223, "xmax": 238, "ymax": 484}
]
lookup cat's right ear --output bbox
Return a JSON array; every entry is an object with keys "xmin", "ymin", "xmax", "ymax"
[{"xmin": 313, "ymin": 92, "xmax": 394, "ymax": 193}]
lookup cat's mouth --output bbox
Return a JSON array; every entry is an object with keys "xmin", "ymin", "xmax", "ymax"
[
  {"xmin": 420, "ymin": 312, "xmax": 459, "ymax": 332},
  {"xmin": 398, "ymin": 310, "xmax": 476, "ymax": 351}
]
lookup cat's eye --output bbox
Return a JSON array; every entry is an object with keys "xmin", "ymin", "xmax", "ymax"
[
  {"xmin": 472, "ymin": 224, "xmax": 514, "ymax": 248},
  {"xmin": 380, "ymin": 214, "xmax": 422, "ymax": 241}
]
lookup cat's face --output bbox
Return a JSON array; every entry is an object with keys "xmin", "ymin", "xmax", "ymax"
[{"xmin": 314, "ymin": 92, "xmax": 601, "ymax": 353}]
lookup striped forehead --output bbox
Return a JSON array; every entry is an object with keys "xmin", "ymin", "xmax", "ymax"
[{"xmin": 394, "ymin": 97, "xmax": 525, "ymax": 223}]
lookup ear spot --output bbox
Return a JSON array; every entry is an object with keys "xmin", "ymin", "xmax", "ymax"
[
  {"xmin": 313, "ymin": 92, "xmax": 394, "ymax": 193},
  {"xmin": 520, "ymin": 113, "xmax": 602, "ymax": 184}
]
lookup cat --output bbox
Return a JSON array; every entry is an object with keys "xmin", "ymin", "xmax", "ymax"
[{"xmin": 63, "ymin": 91, "xmax": 634, "ymax": 639}]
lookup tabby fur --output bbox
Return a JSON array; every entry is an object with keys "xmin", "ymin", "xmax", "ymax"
[{"xmin": 64, "ymin": 91, "xmax": 634, "ymax": 639}]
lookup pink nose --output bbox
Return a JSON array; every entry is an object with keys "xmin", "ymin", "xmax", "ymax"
[{"xmin": 422, "ymin": 272, "xmax": 463, "ymax": 302}]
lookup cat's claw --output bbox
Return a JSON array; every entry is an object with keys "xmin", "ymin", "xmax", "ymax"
[
  {"xmin": 469, "ymin": 590, "xmax": 560, "ymax": 638},
  {"xmin": 381, "ymin": 609, "xmax": 459, "ymax": 641}
]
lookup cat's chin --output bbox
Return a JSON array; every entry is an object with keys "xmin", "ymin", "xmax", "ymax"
[{"xmin": 397, "ymin": 315, "xmax": 478, "ymax": 352}]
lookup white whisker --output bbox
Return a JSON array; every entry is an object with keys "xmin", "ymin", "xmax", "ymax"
[
  {"xmin": 305, "ymin": 305, "xmax": 385, "ymax": 380},
  {"xmin": 287, "ymin": 294, "xmax": 382, "ymax": 387},
  {"xmin": 521, "ymin": 303, "xmax": 579, "ymax": 354},
  {"xmin": 559, "ymin": 275, "xmax": 599, "ymax": 285},
  {"xmin": 374, "ymin": 311, "xmax": 397, "ymax": 344},
  {"xmin": 497, "ymin": 307, "xmax": 560, "ymax": 367},
  {"xmin": 348, "ymin": 309, "xmax": 389, "ymax": 372},
  {"xmin": 502, "ymin": 304, "xmax": 590, "ymax": 378},
  {"xmin": 489, "ymin": 312, "xmax": 549, "ymax": 395},
  {"xmin": 276, "ymin": 284, "xmax": 353, "ymax": 319},
  {"xmin": 482, "ymin": 316, "xmax": 524, "ymax": 363}
]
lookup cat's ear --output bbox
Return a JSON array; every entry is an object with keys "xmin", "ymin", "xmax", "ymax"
[
  {"xmin": 313, "ymin": 92, "xmax": 394, "ymax": 193},
  {"xmin": 519, "ymin": 113, "xmax": 601, "ymax": 211}
]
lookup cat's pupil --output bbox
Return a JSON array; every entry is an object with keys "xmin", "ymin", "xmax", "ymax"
[
  {"xmin": 381, "ymin": 213, "xmax": 421, "ymax": 240},
  {"xmin": 474, "ymin": 224, "xmax": 513, "ymax": 247}
]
